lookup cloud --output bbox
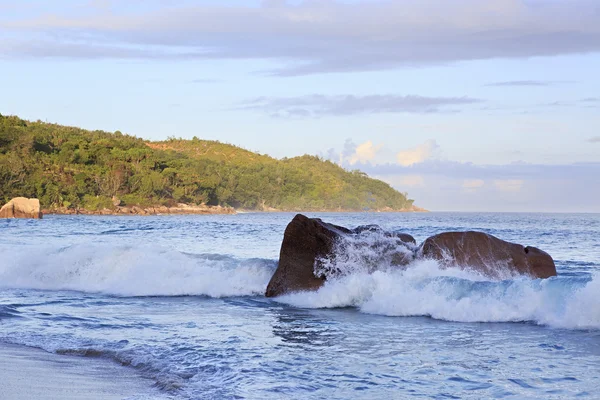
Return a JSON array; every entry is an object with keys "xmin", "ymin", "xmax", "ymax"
[
  {"xmin": 326, "ymin": 139, "xmax": 383, "ymax": 166},
  {"xmin": 581, "ymin": 97, "xmax": 600, "ymax": 103},
  {"xmin": 358, "ymin": 161, "xmax": 600, "ymax": 212},
  {"xmin": 348, "ymin": 141, "xmax": 382, "ymax": 165},
  {"xmin": 3, "ymin": 0, "xmax": 600, "ymax": 75},
  {"xmin": 494, "ymin": 179, "xmax": 524, "ymax": 192},
  {"xmin": 485, "ymin": 80, "xmax": 571, "ymax": 87},
  {"xmin": 397, "ymin": 140, "xmax": 440, "ymax": 166},
  {"xmin": 238, "ymin": 95, "xmax": 481, "ymax": 117},
  {"xmin": 588, "ymin": 136, "xmax": 600, "ymax": 143},
  {"xmin": 323, "ymin": 137, "xmax": 600, "ymax": 211},
  {"xmin": 365, "ymin": 159, "xmax": 600, "ymax": 182}
]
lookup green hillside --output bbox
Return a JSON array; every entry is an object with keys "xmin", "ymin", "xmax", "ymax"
[{"xmin": 0, "ymin": 114, "xmax": 416, "ymax": 211}]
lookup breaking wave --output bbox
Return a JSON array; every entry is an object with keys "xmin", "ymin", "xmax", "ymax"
[
  {"xmin": 1, "ymin": 232, "xmax": 598, "ymax": 330},
  {"xmin": 0, "ymin": 244, "xmax": 275, "ymax": 297},
  {"xmin": 278, "ymin": 261, "xmax": 600, "ymax": 329},
  {"xmin": 277, "ymin": 229, "xmax": 600, "ymax": 330}
]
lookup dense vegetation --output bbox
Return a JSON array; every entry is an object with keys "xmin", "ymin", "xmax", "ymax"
[{"xmin": 0, "ymin": 114, "xmax": 415, "ymax": 211}]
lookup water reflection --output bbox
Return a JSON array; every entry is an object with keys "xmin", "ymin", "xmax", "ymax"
[{"xmin": 270, "ymin": 308, "xmax": 343, "ymax": 348}]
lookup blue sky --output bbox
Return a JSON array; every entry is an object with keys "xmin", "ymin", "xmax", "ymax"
[{"xmin": 1, "ymin": 0, "xmax": 599, "ymax": 212}]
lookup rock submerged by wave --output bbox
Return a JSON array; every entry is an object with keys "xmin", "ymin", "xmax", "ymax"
[
  {"xmin": 0, "ymin": 197, "xmax": 43, "ymax": 219},
  {"xmin": 265, "ymin": 214, "xmax": 557, "ymax": 297},
  {"xmin": 419, "ymin": 231, "xmax": 556, "ymax": 279},
  {"xmin": 265, "ymin": 214, "xmax": 347, "ymax": 297},
  {"xmin": 264, "ymin": 214, "xmax": 416, "ymax": 297}
]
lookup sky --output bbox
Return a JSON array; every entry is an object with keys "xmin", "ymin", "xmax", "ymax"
[{"xmin": 0, "ymin": 0, "xmax": 599, "ymax": 212}]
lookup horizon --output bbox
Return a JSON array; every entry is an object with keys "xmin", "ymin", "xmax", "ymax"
[{"xmin": 1, "ymin": 0, "xmax": 599, "ymax": 212}]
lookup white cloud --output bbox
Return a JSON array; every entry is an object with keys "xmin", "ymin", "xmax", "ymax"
[
  {"xmin": 397, "ymin": 140, "xmax": 439, "ymax": 166},
  {"xmin": 348, "ymin": 141, "xmax": 382, "ymax": 165},
  {"xmin": 494, "ymin": 179, "xmax": 525, "ymax": 192},
  {"xmin": 325, "ymin": 139, "xmax": 384, "ymax": 166}
]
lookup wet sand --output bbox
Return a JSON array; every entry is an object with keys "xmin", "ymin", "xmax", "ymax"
[{"xmin": 0, "ymin": 343, "xmax": 162, "ymax": 399}]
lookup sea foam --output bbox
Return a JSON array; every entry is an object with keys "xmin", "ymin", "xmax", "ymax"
[
  {"xmin": 0, "ymin": 244, "xmax": 275, "ymax": 297},
  {"xmin": 277, "ymin": 259, "xmax": 600, "ymax": 330},
  {"xmin": 276, "ymin": 229, "xmax": 600, "ymax": 330},
  {"xmin": 1, "ymin": 236, "xmax": 598, "ymax": 330}
]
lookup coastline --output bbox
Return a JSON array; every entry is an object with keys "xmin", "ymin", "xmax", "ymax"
[
  {"xmin": 42, "ymin": 204, "xmax": 428, "ymax": 216},
  {"xmin": 0, "ymin": 343, "xmax": 161, "ymax": 400},
  {"xmin": 43, "ymin": 203, "xmax": 236, "ymax": 216}
]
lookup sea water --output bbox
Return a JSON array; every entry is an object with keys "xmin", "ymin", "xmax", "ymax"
[{"xmin": 0, "ymin": 212, "xmax": 599, "ymax": 399}]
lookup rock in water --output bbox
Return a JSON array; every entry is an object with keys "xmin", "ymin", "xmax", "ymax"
[
  {"xmin": 265, "ymin": 214, "xmax": 415, "ymax": 297},
  {"xmin": 0, "ymin": 197, "xmax": 43, "ymax": 219},
  {"xmin": 265, "ymin": 214, "xmax": 349, "ymax": 297},
  {"xmin": 419, "ymin": 231, "xmax": 556, "ymax": 279}
]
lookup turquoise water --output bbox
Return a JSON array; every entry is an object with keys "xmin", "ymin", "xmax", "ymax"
[{"xmin": 1, "ymin": 213, "xmax": 599, "ymax": 399}]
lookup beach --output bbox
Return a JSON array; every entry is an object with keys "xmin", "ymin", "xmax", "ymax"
[{"xmin": 0, "ymin": 343, "xmax": 160, "ymax": 400}]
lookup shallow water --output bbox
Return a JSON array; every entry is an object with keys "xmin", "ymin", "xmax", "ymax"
[{"xmin": 1, "ymin": 212, "xmax": 599, "ymax": 399}]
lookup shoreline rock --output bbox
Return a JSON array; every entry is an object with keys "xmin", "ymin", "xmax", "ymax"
[{"xmin": 0, "ymin": 197, "xmax": 43, "ymax": 219}]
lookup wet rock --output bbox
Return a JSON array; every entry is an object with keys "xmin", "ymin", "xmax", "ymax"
[
  {"xmin": 265, "ymin": 214, "xmax": 351, "ymax": 297},
  {"xmin": 419, "ymin": 231, "xmax": 556, "ymax": 279},
  {"xmin": 265, "ymin": 214, "xmax": 414, "ymax": 297}
]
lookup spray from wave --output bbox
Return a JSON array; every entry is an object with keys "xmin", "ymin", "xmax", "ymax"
[
  {"xmin": 277, "ymin": 230, "xmax": 600, "ymax": 330},
  {"xmin": 0, "ymin": 244, "xmax": 275, "ymax": 297}
]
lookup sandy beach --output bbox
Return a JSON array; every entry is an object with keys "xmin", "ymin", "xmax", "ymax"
[{"xmin": 0, "ymin": 343, "xmax": 161, "ymax": 400}]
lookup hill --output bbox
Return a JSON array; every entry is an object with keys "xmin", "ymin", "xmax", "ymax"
[{"xmin": 0, "ymin": 114, "xmax": 418, "ymax": 212}]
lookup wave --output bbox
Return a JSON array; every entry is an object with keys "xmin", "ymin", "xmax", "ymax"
[
  {"xmin": 2, "ymin": 234, "xmax": 599, "ymax": 330},
  {"xmin": 277, "ymin": 260, "xmax": 600, "ymax": 330},
  {"xmin": 0, "ymin": 304, "xmax": 21, "ymax": 320},
  {"xmin": 0, "ymin": 244, "xmax": 275, "ymax": 297},
  {"xmin": 275, "ymin": 228, "xmax": 600, "ymax": 330}
]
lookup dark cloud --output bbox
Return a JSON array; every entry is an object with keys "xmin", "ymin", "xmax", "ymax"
[
  {"xmin": 485, "ymin": 80, "xmax": 570, "ymax": 87},
  {"xmin": 2, "ymin": 0, "xmax": 600, "ymax": 75},
  {"xmin": 238, "ymin": 94, "xmax": 482, "ymax": 117},
  {"xmin": 587, "ymin": 136, "xmax": 600, "ymax": 143}
]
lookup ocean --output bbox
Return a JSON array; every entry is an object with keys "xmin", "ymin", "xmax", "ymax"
[{"xmin": 1, "ymin": 212, "xmax": 599, "ymax": 399}]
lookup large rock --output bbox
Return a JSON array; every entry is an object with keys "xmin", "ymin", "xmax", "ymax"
[
  {"xmin": 419, "ymin": 231, "xmax": 556, "ymax": 279},
  {"xmin": 265, "ymin": 214, "xmax": 415, "ymax": 297},
  {"xmin": 0, "ymin": 197, "xmax": 43, "ymax": 219},
  {"xmin": 265, "ymin": 215, "xmax": 348, "ymax": 297}
]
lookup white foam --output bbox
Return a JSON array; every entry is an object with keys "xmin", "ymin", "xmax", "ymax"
[
  {"xmin": 549, "ymin": 273, "xmax": 600, "ymax": 329},
  {"xmin": 277, "ymin": 228, "xmax": 600, "ymax": 330},
  {"xmin": 0, "ymin": 244, "xmax": 275, "ymax": 297},
  {"xmin": 278, "ymin": 260, "xmax": 600, "ymax": 330}
]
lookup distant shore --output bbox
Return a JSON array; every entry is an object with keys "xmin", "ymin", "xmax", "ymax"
[
  {"xmin": 42, "ymin": 204, "xmax": 428, "ymax": 216},
  {"xmin": 43, "ymin": 203, "xmax": 236, "ymax": 216}
]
